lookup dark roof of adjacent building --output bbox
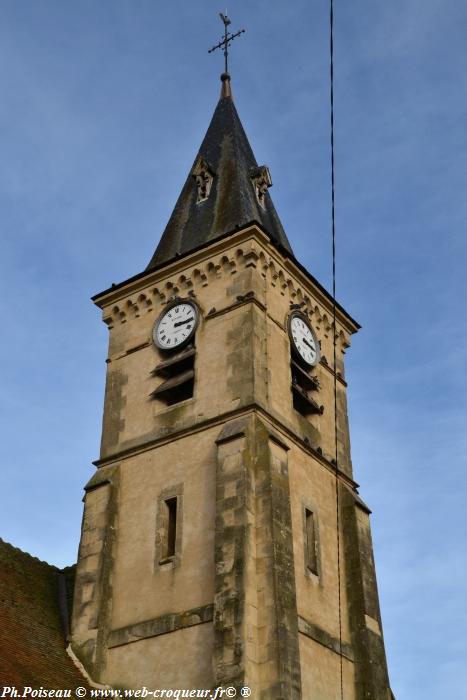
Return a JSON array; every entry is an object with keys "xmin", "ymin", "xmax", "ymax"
[
  {"xmin": 0, "ymin": 538, "xmax": 89, "ymax": 689},
  {"xmin": 146, "ymin": 73, "xmax": 293, "ymax": 270}
]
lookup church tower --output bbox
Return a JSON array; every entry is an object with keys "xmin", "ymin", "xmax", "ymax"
[{"xmin": 71, "ymin": 68, "xmax": 394, "ymax": 699}]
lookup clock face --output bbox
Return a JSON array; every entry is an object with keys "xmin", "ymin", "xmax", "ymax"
[
  {"xmin": 153, "ymin": 301, "xmax": 199, "ymax": 350},
  {"xmin": 288, "ymin": 313, "xmax": 320, "ymax": 366}
]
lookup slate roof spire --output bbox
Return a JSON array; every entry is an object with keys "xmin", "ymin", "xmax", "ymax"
[{"xmin": 146, "ymin": 73, "xmax": 293, "ymax": 270}]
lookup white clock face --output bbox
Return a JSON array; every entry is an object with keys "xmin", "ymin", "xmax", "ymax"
[
  {"xmin": 289, "ymin": 314, "xmax": 320, "ymax": 366},
  {"xmin": 153, "ymin": 302, "xmax": 198, "ymax": 350}
]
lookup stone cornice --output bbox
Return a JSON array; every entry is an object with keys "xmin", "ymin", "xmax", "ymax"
[
  {"xmin": 92, "ymin": 226, "xmax": 268, "ymax": 307},
  {"xmin": 92, "ymin": 224, "xmax": 359, "ymax": 337},
  {"xmin": 107, "ymin": 604, "xmax": 214, "ymax": 649},
  {"xmin": 298, "ymin": 616, "xmax": 354, "ymax": 662},
  {"xmin": 92, "ymin": 404, "xmax": 359, "ymax": 491}
]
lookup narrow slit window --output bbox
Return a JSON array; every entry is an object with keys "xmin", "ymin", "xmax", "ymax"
[
  {"xmin": 156, "ymin": 485, "xmax": 183, "ymax": 569},
  {"xmin": 305, "ymin": 508, "xmax": 318, "ymax": 575},
  {"xmin": 162, "ymin": 497, "xmax": 177, "ymax": 561}
]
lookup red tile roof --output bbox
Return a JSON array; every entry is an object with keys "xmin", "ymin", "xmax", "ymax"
[{"xmin": 0, "ymin": 539, "xmax": 91, "ymax": 692}]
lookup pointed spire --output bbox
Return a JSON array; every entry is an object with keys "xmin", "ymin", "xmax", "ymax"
[{"xmin": 146, "ymin": 75, "xmax": 293, "ymax": 270}]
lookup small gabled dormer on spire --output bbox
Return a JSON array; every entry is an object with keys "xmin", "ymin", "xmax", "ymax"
[
  {"xmin": 192, "ymin": 156, "xmax": 215, "ymax": 204},
  {"xmin": 251, "ymin": 165, "xmax": 272, "ymax": 209}
]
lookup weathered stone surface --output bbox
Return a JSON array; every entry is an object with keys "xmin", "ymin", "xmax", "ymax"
[
  {"xmin": 71, "ymin": 465, "xmax": 120, "ymax": 678},
  {"xmin": 343, "ymin": 488, "xmax": 392, "ymax": 699},
  {"xmin": 72, "ymin": 224, "xmax": 393, "ymax": 697},
  {"xmin": 213, "ymin": 416, "xmax": 301, "ymax": 698},
  {"xmin": 100, "ymin": 370, "xmax": 127, "ymax": 457}
]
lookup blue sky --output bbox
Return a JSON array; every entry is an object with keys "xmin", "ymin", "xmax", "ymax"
[{"xmin": 1, "ymin": 1, "xmax": 466, "ymax": 697}]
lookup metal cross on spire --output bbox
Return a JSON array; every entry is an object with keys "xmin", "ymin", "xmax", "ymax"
[{"xmin": 208, "ymin": 12, "xmax": 245, "ymax": 75}]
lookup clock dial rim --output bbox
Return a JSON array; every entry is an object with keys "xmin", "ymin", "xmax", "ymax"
[
  {"xmin": 288, "ymin": 312, "xmax": 320, "ymax": 367},
  {"xmin": 152, "ymin": 299, "xmax": 199, "ymax": 351}
]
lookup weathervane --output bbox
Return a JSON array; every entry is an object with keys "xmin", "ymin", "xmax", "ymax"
[{"xmin": 208, "ymin": 12, "xmax": 245, "ymax": 75}]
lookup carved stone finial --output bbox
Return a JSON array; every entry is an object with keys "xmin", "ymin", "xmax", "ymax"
[
  {"xmin": 220, "ymin": 72, "xmax": 232, "ymax": 99},
  {"xmin": 250, "ymin": 165, "xmax": 272, "ymax": 208},
  {"xmin": 192, "ymin": 156, "xmax": 215, "ymax": 203}
]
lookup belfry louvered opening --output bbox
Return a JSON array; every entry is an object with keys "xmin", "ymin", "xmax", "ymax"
[
  {"xmin": 291, "ymin": 359, "xmax": 323, "ymax": 418},
  {"xmin": 151, "ymin": 345, "xmax": 196, "ymax": 406}
]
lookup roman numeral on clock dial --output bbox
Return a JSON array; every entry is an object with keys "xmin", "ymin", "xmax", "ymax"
[
  {"xmin": 153, "ymin": 301, "xmax": 199, "ymax": 350},
  {"xmin": 289, "ymin": 314, "xmax": 320, "ymax": 367}
]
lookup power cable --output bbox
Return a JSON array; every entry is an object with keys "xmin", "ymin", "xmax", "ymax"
[{"xmin": 329, "ymin": 0, "xmax": 344, "ymax": 697}]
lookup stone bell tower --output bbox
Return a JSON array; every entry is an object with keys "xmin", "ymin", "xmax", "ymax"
[{"xmin": 71, "ymin": 70, "xmax": 394, "ymax": 699}]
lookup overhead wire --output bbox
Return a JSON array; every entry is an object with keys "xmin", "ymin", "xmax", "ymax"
[{"xmin": 329, "ymin": 0, "xmax": 344, "ymax": 697}]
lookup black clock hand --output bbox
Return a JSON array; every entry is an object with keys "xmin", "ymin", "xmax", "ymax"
[
  {"xmin": 174, "ymin": 317, "xmax": 194, "ymax": 327},
  {"xmin": 302, "ymin": 338, "xmax": 315, "ymax": 352}
]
